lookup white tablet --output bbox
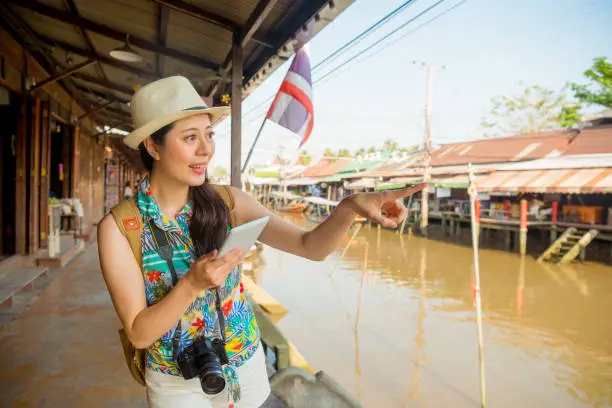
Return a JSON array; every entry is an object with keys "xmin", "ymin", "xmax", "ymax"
[{"xmin": 217, "ymin": 216, "xmax": 270, "ymax": 259}]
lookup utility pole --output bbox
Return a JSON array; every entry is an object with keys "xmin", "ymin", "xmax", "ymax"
[
  {"xmin": 414, "ymin": 62, "xmax": 444, "ymax": 236},
  {"xmin": 421, "ymin": 65, "xmax": 433, "ymax": 235}
]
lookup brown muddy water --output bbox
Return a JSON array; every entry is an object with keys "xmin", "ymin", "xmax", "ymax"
[{"xmin": 245, "ymin": 213, "xmax": 612, "ymax": 408}]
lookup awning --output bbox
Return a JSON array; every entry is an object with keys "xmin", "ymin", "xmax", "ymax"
[
  {"xmin": 318, "ymin": 174, "xmax": 344, "ymax": 183},
  {"xmin": 303, "ymin": 196, "xmax": 340, "ymax": 207},
  {"xmin": 284, "ymin": 178, "xmax": 316, "ymax": 186},
  {"xmin": 390, "ymin": 176, "xmax": 423, "ymax": 184},
  {"xmin": 375, "ymin": 182, "xmax": 406, "ymax": 191},
  {"xmin": 270, "ymin": 191, "xmax": 301, "ymax": 200},
  {"xmin": 432, "ymin": 175, "xmax": 469, "ymax": 188},
  {"xmin": 247, "ymin": 178, "xmax": 280, "ymax": 186},
  {"xmin": 347, "ymin": 178, "xmax": 376, "ymax": 189},
  {"xmin": 477, "ymin": 168, "xmax": 612, "ymax": 193}
]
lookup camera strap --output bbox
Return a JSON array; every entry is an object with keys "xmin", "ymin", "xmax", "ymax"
[
  {"xmin": 147, "ymin": 220, "xmax": 182, "ymax": 361},
  {"xmin": 147, "ymin": 219, "xmax": 229, "ymax": 364}
]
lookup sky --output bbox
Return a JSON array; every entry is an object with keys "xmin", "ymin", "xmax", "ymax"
[{"xmin": 209, "ymin": 0, "xmax": 612, "ymax": 171}]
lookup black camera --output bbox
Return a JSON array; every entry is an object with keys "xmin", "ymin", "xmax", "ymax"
[{"xmin": 177, "ymin": 336, "xmax": 229, "ymax": 395}]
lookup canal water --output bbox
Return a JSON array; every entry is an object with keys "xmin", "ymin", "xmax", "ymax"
[{"xmin": 245, "ymin": 213, "xmax": 612, "ymax": 408}]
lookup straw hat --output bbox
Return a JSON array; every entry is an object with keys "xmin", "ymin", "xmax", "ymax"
[{"xmin": 123, "ymin": 76, "xmax": 229, "ymax": 149}]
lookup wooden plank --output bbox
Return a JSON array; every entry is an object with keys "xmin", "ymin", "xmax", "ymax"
[
  {"xmin": 72, "ymin": 127, "xmax": 80, "ymax": 197},
  {"xmin": 15, "ymin": 97, "xmax": 28, "ymax": 255},
  {"xmin": 29, "ymin": 98, "xmax": 41, "ymax": 253},
  {"xmin": 39, "ymin": 101, "xmax": 51, "ymax": 248}
]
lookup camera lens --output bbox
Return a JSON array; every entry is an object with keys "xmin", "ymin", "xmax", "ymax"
[{"xmin": 201, "ymin": 371, "xmax": 226, "ymax": 395}]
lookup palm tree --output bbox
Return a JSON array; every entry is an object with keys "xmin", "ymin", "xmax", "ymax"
[
  {"xmin": 338, "ymin": 148, "xmax": 352, "ymax": 157},
  {"xmin": 383, "ymin": 138, "xmax": 399, "ymax": 152}
]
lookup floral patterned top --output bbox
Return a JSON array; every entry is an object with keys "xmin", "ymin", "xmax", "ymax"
[{"xmin": 136, "ymin": 176, "xmax": 260, "ymax": 402}]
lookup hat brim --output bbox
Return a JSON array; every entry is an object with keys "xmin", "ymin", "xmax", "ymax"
[{"xmin": 123, "ymin": 106, "xmax": 230, "ymax": 150}]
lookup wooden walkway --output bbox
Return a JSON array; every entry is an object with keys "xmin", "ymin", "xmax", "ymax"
[{"xmin": 0, "ymin": 244, "xmax": 285, "ymax": 407}]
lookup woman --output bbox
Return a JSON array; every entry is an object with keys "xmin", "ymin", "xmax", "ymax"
[{"xmin": 97, "ymin": 76, "xmax": 422, "ymax": 408}]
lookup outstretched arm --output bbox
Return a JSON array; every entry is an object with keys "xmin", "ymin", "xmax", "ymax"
[{"xmin": 232, "ymin": 184, "xmax": 425, "ymax": 262}]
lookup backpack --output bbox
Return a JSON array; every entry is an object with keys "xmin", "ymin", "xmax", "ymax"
[{"xmin": 109, "ymin": 185, "xmax": 236, "ymax": 386}]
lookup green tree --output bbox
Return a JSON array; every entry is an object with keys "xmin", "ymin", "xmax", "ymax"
[
  {"xmin": 481, "ymin": 84, "xmax": 578, "ymax": 137},
  {"xmin": 367, "ymin": 146, "xmax": 377, "ymax": 154},
  {"xmin": 299, "ymin": 150, "xmax": 312, "ymax": 165},
  {"xmin": 382, "ymin": 138, "xmax": 399, "ymax": 152},
  {"xmin": 558, "ymin": 57, "xmax": 612, "ymax": 127},
  {"xmin": 354, "ymin": 147, "xmax": 366, "ymax": 157},
  {"xmin": 323, "ymin": 148, "xmax": 334, "ymax": 158},
  {"xmin": 337, "ymin": 148, "xmax": 352, "ymax": 157},
  {"xmin": 570, "ymin": 57, "xmax": 612, "ymax": 108}
]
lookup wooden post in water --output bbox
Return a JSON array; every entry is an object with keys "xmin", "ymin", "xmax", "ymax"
[
  {"xmin": 468, "ymin": 163, "xmax": 487, "ymax": 408},
  {"xmin": 550, "ymin": 201, "xmax": 559, "ymax": 242},
  {"xmin": 475, "ymin": 199, "xmax": 481, "ymax": 243},
  {"xmin": 519, "ymin": 200, "xmax": 528, "ymax": 256},
  {"xmin": 377, "ymin": 224, "xmax": 381, "ymax": 256}
]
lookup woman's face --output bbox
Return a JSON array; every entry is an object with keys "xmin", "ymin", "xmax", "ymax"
[{"xmin": 147, "ymin": 113, "xmax": 215, "ymax": 186}]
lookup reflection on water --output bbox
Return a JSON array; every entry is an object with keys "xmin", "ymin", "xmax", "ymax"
[{"xmin": 245, "ymin": 213, "xmax": 612, "ymax": 408}]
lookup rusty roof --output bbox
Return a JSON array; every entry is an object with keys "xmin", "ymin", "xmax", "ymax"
[
  {"xmin": 431, "ymin": 129, "xmax": 577, "ymax": 167},
  {"xmin": 562, "ymin": 125, "xmax": 612, "ymax": 156},
  {"xmin": 299, "ymin": 157, "xmax": 353, "ymax": 178}
]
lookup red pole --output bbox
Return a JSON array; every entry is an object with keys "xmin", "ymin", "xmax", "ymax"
[
  {"xmin": 520, "ymin": 200, "xmax": 528, "ymax": 230},
  {"xmin": 551, "ymin": 201, "xmax": 559, "ymax": 222},
  {"xmin": 475, "ymin": 199, "xmax": 481, "ymax": 224},
  {"xmin": 519, "ymin": 199, "xmax": 528, "ymax": 256}
]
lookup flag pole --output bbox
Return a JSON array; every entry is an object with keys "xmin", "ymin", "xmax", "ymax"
[
  {"xmin": 241, "ymin": 118, "xmax": 267, "ymax": 174},
  {"xmin": 468, "ymin": 162, "xmax": 486, "ymax": 408}
]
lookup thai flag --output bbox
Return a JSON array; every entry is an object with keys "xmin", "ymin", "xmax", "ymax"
[{"xmin": 266, "ymin": 46, "xmax": 313, "ymax": 147}]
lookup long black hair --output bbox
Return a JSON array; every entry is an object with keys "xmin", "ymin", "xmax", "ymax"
[{"xmin": 139, "ymin": 123, "xmax": 229, "ymax": 256}]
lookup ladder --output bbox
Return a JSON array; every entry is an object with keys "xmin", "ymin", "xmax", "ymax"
[{"xmin": 537, "ymin": 227, "xmax": 599, "ymax": 264}]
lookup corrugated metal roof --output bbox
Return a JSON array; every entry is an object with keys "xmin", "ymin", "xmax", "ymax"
[
  {"xmin": 300, "ymin": 158, "xmax": 353, "ymax": 178},
  {"xmin": 477, "ymin": 168, "xmax": 612, "ymax": 194},
  {"xmin": 562, "ymin": 126, "xmax": 612, "ymax": 156},
  {"xmin": 494, "ymin": 154, "xmax": 612, "ymax": 171},
  {"xmin": 431, "ymin": 130, "xmax": 576, "ymax": 167}
]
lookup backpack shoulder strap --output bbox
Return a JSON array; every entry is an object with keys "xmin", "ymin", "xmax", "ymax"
[
  {"xmin": 210, "ymin": 184, "xmax": 236, "ymax": 228},
  {"xmin": 110, "ymin": 199, "xmax": 144, "ymax": 269}
]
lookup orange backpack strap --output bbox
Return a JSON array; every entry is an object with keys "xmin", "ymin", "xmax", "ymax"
[
  {"xmin": 110, "ymin": 199, "xmax": 144, "ymax": 269},
  {"xmin": 211, "ymin": 184, "xmax": 236, "ymax": 228}
]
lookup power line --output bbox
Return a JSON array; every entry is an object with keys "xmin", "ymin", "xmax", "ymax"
[
  {"xmin": 241, "ymin": 0, "xmax": 464, "ymax": 130},
  {"xmin": 312, "ymin": 0, "xmax": 418, "ymax": 71},
  {"xmin": 316, "ymin": 0, "xmax": 469, "ymax": 87},
  {"xmin": 240, "ymin": 0, "xmax": 419, "ymax": 121},
  {"xmin": 219, "ymin": 0, "xmax": 469, "ymax": 151},
  {"xmin": 314, "ymin": 0, "xmax": 450, "ymax": 85}
]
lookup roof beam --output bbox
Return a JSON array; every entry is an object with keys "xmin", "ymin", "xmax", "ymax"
[
  {"xmin": 150, "ymin": 0, "xmax": 237, "ymax": 31},
  {"xmin": 156, "ymin": 5, "xmax": 170, "ymax": 76},
  {"xmin": 74, "ymin": 84, "xmax": 130, "ymax": 104},
  {"xmin": 7, "ymin": 0, "xmax": 219, "ymax": 70},
  {"xmin": 72, "ymin": 73, "xmax": 134, "ymax": 96},
  {"xmin": 151, "ymin": 0, "xmax": 273, "ymax": 48},
  {"xmin": 38, "ymin": 35, "xmax": 158, "ymax": 79},
  {"xmin": 207, "ymin": 0, "xmax": 277, "ymax": 98},
  {"xmin": 241, "ymin": 0, "xmax": 278, "ymax": 48},
  {"xmin": 244, "ymin": 0, "xmax": 327, "ymax": 82},
  {"xmin": 30, "ymin": 59, "xmax": 95, "ymax": 91},
  {"xmin": 63, "ymin": 0, "xmax": 109, "ymax": 82},
  {"xmin": 78, "ymin": 100, "xmax": 115, "ymax": 120}
]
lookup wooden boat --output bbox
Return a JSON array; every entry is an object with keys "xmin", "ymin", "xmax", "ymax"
[
  {"xmin": 303, "ymin": 196, "xmax": 339, "ymax": 223},
  {"xmin": 278, "ymin": 202, "xmax": 308, "ymax": 213}
]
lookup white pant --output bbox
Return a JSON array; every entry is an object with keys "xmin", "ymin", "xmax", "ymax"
[{"xmin": 146, "ymin": 345, "xmax": 271, "ymax": 408}]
